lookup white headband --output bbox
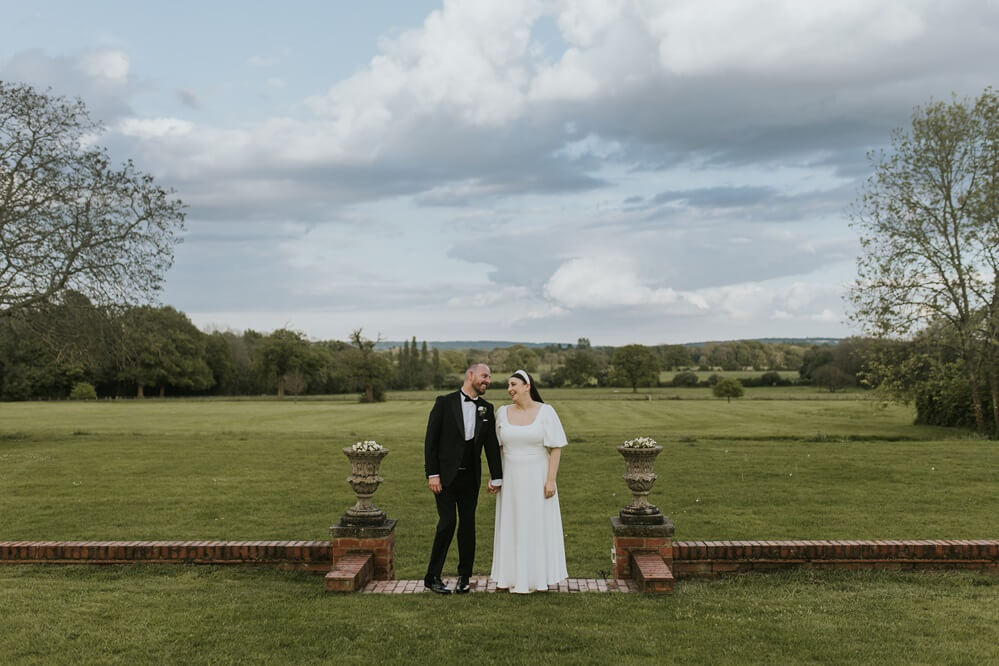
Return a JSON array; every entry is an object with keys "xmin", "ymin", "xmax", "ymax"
[{"xmin": 512, "ymin": 369, "xmax": 530, "ymax": 386}]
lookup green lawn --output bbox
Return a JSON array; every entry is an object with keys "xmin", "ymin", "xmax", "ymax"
[
  {"xmin": 2, "ymin": 566, "xmax": 996, "ymax": 664},
  {"xmin": 1, "ymin": 391, "xmax": 997, "ymax": 663}
]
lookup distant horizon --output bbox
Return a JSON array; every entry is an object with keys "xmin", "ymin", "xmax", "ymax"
[{"xmin": 372, "ymin": 336, "xmax": 843, "ymax": 351}]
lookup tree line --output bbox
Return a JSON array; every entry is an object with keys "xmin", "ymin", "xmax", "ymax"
[{"xmin": 0, "ymin": 300, "xmax": 872, "ymax": 401}]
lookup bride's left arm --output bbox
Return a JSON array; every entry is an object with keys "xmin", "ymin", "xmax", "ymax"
[
  {"xmin": 543, "ymin": 404, "xmax": 568, "ymax": 499},
  {"xmin": 544, "ymin": 448, "xmax": 561, "ymax": 499}
]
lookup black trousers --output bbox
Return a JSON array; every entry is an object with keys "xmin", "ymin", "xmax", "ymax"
[{"xmin": 426, "ymin": 467, "xmax": 480, "ymax": 580}]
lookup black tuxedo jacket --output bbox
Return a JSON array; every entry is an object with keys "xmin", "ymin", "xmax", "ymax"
[{"xmin": 424, "ymin": 390, "xmax": 503, "ymax": 487}]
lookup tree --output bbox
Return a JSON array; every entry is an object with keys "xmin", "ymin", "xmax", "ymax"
[
  {"xmin": 203, "ymin": 332, "xmax": 237, "ymax": 395},
  {"xmin": 861, "ymin": 322, "xmax": 995, "ymax": 432},
  {"xmin": 811, "ymin": 365, "xmax": 853, "ymax": 392},
  {"xmin": 851, "ymin": 88, "xmax": 999, "ymax": 437},
  {"xmin": 119, "ymin": 306, "xmax": 213, "ymax": 398},
  {"xmin": 0, "ymin": 315, "xmax": 73, "ymax": 399},
  {"xmin": 501, "ymin": 344, "xmax": 539, "ymax": 373},
  {"xmin": 799, "ymin": 346, "xmax": 834, "ymax": 381},
  {"xmin": 659, "ymin": 344, "xmax": 694, "ymax": 370},
  {"xmin": 610, "ymin": 344, "xmax": 659, "ymax": 393},
  {"xmin": 343, "ymin": 329, "xmax": 392, "ymax": 402},
  {"xmin": 553, "ymin": 347, "xmax": 606, "ymax": 387},
  {"xmin": 707, "ymin": 343, "xmax": 740, "ymax": 371},
  {"xmin": 419, "ymin": 340, "xmax": 431, "ymax": 389},
  {"xmin": 712, "ymin": 377, "xmax": 744, "ymax": 402},
  {"xmin": 254, "ymin": 328, "xmax": 312, "ymax": 399},
  {"xmin": 431, "ymin": 347, "xmax": 445, "ymax": 388},
  {"xmin": 0, "ymin": 82, "xmax": 185, "ymax": 318}
]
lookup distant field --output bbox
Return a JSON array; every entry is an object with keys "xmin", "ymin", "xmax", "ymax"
[
  {"xmin": 656, "ymin": 368, "xmax": 801, "ymax": 383},
  {"xmin": 2, "ymin": 389, "xmax": 996, "ymax": 663}
]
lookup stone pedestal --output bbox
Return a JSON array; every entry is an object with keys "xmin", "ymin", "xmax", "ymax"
[
  {"xmin": 330, "ymin": 518, "xmax": 397, "ymax": 580},
  {"xmin": 611, "ymin": 516, "xmax": 674, "ymax": 580}
]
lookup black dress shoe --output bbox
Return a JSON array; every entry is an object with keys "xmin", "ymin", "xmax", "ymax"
[
  {"xmin": 455, "ymin": 576, "xmax": 471, "ymax": 594},
  {"xmin": 424, "ymin": 576, "xmax": 451, "ymax": 595}
]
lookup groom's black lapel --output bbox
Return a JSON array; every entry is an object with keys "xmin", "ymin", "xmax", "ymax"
[{"xmin": 450, "ymin": 391, "xmax": 464, "ymax": 435}]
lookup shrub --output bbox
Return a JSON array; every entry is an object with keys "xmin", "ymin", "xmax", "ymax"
[
  {"xmin": 914, "ymin": 365, "xmax": 994, "ymax": 431},
  {"xmin": 760, "ymin": 371, "xmax": 785, "ymax": 386},
  {"xmin": 69, "ymin": 382, "xmax": 98, "ymax": 400},
  {"xmin": 671, "ymin": 371, "xmax": 699, "ymax": 388}
]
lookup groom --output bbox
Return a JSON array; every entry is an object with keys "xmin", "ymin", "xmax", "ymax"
[{"xmin": 424, "ymin": 363, "xmax": 503, "ymax": 594}]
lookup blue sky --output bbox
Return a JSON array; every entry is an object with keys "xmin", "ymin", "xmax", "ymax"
[{"xmin": 4, "ymin": 1, "xmax": 999, "ymax": 345}]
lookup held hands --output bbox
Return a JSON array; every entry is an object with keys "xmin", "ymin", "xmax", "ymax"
[
  {"xmin": 544, "ymin": 480, "xmax": 556, "ymax": 499},
  {"xmin": 487, "ymin": 481, "xmax": 500, "ymax": 495}
]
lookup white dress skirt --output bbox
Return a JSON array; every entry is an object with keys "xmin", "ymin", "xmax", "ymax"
[{"xmin": 490, "ymin": 403, "xmax": 569, "ymax": 593}]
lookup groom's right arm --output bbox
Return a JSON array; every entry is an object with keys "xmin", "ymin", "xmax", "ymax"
[{"xmin": 424, "ymin": 396, "xmax": 444, "ymax": 494}]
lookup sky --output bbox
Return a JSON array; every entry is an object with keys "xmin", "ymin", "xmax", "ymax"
[{"xmin": 3, "ymin": 1, "xmax": 999, "ymax": 346}]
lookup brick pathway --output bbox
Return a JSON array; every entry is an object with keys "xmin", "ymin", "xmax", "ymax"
[{"xmin": 361, "ymin": 576, "xmax": 637, "ymax": 594}]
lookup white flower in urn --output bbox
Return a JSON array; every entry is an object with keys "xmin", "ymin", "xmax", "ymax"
[
  {"xmin": 351, "ymin": 439, "xmax": 383, "ymax": 452},
  {"xmin": 622, "ymin": 436, "xmax": 658, "ymax": 449}
]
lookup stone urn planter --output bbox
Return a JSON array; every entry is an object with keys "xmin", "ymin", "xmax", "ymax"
[
  {"xmin": 341, "ymin": 446, "xmax": 390, "ymax": 526},
  {"xmin": 617, "ymin": 443, "xmax": 665, "ymax": 525}
]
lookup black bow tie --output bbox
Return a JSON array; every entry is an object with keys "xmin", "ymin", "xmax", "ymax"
[{"xmin": 463, "ymin": 394, "xmax": 478, "ymax": 403}]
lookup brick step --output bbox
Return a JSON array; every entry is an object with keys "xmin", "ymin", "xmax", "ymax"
[
  {"xmin": 631, "ymin": 552, "xmax": 674, "ymax": 593},
  {"xmin": 325, "ymin": 552, "xmax": 375, "ymax": 593}
]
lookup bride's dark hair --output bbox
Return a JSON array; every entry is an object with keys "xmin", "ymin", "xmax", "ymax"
[{"xmin": 510, "ymin": 370, "xmax": 544, "ymax": 403}]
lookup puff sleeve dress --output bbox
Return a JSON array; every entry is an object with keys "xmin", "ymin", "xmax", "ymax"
[{"xmin": 490, "ymin": 403, "xmax": 569, "ymax": 593}]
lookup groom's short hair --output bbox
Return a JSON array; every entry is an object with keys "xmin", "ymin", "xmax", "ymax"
[{"xmin": 466, "ymin": 362, "xmax": 487, "ymax": 375}]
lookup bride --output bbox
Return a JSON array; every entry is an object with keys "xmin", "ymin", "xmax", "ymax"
[{"xmin": 490, "ymin": 369, "xmax": 569, "ymax": 593}]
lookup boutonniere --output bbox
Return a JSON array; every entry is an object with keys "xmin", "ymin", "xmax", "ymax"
[{"xmin": 477, "ymin": 405, "xmax": 487, "ymax": 417}]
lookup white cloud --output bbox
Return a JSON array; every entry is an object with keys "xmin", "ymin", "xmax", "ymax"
[
  {"xmin": 642, "ymin": 0, "xmax": 926, "ymax": 76},
  {"xmin": 118, "ymin": 117, "xmax": 193, "ymax": 138},
  {"xmin": 544, "ymin": 255, "xmax": 709, "ymax": 310},
  {"xmin": 529, "ymin": 47, "xmax": 600, "ymax": 102},
  {"xmin": 553, "ymin": 132, "xmax": 622, "ymax": 160},
  {"xmin": 308, "ymin": 0, "xmax": 543, "ymax": 129},
  {"xmin": 78, "ymin": 49, "xmax": 130, "ymax": 80},
  {"xmin": 415, "ymin": 179, "xmax": 510, "ymax": 206},
  {"xmin": 554, "ymin": 0, "xmax": 626, "ymax": 48},
  {"xmin": 700, "ymin": 279, "xmax": 845, "ymax": 323}
]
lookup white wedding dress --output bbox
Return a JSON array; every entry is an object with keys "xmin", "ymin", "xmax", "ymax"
[{"xmin": 490, "ymin": 403, "xmax": 569, "ymax": 593}]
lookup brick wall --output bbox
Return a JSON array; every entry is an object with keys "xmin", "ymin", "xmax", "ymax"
[
  {"xmin": 672, "ymin": 539, "xmax": 999, "ymax": 577},
  {"xmin": 0, "ymin": 540, "xmax": 331, "ymax": 572},
  {"xmin": 2, "ymin": 538, "xmax": 995, "ymax": 578}
]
